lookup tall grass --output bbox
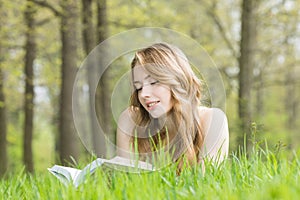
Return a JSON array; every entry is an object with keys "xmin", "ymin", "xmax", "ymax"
[{"xmin": 1, "ymin": 134, "xmax": 300, "ymax": 199}]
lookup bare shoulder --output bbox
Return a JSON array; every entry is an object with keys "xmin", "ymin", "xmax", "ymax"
[
  {"xmin": 118, "ymin": 107, "xmax": 136, "ymax": 135},
  {"xmin": 117, "ymin": 107, "xmax": 136, "ymax": 157},
  {"xmin": 198, "ymin": 106, "xmax": 229, "ymax": 161},
  {"xmin": 198, "ymin": 106, "xmax": 227, "ymax": 131}
]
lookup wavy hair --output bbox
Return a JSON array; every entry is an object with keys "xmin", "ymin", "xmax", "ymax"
[{"xmin": 129, "ymin": 43, "xmax": 204, "ymax": 164}]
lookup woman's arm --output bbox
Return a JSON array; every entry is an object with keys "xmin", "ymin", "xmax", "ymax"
[{"xmin": 116, "ymin": 108, "xmax": 135, "ymax": 158}]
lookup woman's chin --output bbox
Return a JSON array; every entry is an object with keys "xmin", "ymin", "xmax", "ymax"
[
  {"xmin": 148, "ymin": 106, "xmax": 172, "ymax": 119},
  {"xmin": 149, "ymin": 112, "xmax": 163, "ymax": 119}
]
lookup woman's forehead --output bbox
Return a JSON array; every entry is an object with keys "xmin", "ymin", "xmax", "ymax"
[{"xmin": 133, "ymin": 66, "xmax": 152, "ymax": 81}]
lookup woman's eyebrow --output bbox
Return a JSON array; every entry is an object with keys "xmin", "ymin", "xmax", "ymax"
[{"xmin": 133, "ymin": 75, "xmax": 151, "ymax": 83}]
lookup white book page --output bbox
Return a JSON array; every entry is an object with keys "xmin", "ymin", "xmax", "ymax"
[
  {"xmin": 73, "ymin": 158, "xmax": 104, "ymax": 187},
  {"xmin": 48, "ymin": 157, "xmax": 154, "ymax": 187},
  {"xmin": 48, "ymin": 165, "xmax": 82, "ymax": 186},
  {"xmin": 103, "ymin": 156, "xmax": 154, "ymax": 171}
]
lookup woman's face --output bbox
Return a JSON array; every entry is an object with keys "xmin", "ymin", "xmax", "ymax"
[{"xmin": 133, "ymin": 66, "xmax": 173, "ymax": 118}]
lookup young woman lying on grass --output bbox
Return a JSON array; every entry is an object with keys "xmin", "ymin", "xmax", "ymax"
[{"xmin": 116, "ymin": 43, "xmax": 229, "ymax": 171}]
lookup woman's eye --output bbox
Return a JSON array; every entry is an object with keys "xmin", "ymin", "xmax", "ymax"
[
  {"xmin": 135, "ymin": 81, "xmax": 159, "ymax": 92},
  {"xmin": 150, "ymin": 80, "xmax": 159, "ymax": 85}
]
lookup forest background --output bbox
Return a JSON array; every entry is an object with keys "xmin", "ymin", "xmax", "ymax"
[{"xmin": 0, "ymin": 0, "xmax": 299, "ymax": 175}]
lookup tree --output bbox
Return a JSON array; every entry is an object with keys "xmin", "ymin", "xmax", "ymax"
[
  {"xmin": 281, "ymin": 3, "xmax": 299, "ymax": 149},
  {"xmin": 82, "ymin": 0, "xmax": 95, "ymax": 54},
  {"xmin": 81, "ymin": 0, "xmax": 102, "ymax": 156},
  {"xmin": 59, "ymin": 0, "xmax": 80, "ymax": 164},
  {"xmin": 0, "ymin": 0, "xmax": 7, "ymax": 177},
  {"xmin": 23, "ymin": 0, "xmax": 36, "ymax": 173},
  {"xmin": 237, "ymin": 0, "xmax": 257, "ymax": 148},
  {"xmin": 0, "ymin": 68, "xmax": 7, "ymax": 177},
  {"xmin": 94, "ymin": 0, "xmax": 111, "ymax": 156}
]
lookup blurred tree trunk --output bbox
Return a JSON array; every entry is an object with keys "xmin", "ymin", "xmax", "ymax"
[
  {"xmin": 255, "ymin": 70, "xmax": 264, "ymax": 118},
  {"xmin": 59, "ymin": 0, "xmax": 80, "ymax": 164},
  {"xmin": 237, "ymin": 0, "xmax": 257, "ymax": 148},
  {"xmin": 94, "ymin": 0, "xmax": 110, "ymax": 157},
  {"xmin": 23, "ymin": 1, "xmax": 36, "ymax": 173},
  {"xmin": 0, "ymin": 68, "xmax": 7, "ymax": 177},
  {"xmin": 281, "ymin": 11, "xmax": 299, "ymax": 149},
  {"xmin": 28, "ymin": 0, "xmax": 62, "ymax": 163},
  {"xmin": 285, "ymin": 66, "xmax": 298, "ymax": 149},
  {"xmin": 82, "ymin": 0, "xmax": 95, "ymax": 54},
  {"xmin": 0, "ymin": 0, "xmax": 7, "ymax": 177},
  {"xmin": 81, "ymin": 0, "xmax": 100, "ymax": 155}
]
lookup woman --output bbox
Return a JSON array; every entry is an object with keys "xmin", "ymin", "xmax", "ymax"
[{"xmin": 116, "ymin": 43, "xmax": 229, "ymax": 168}]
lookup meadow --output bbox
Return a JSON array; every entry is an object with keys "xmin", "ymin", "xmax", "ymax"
[{"xmin": 1, "ymin": 141, "xmax": 299, "ymax": 200}]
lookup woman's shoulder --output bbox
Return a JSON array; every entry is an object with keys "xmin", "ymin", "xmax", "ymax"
[
  {"xmin": 198, "ymin": 106, "xmax": 226, "ymax": 113},
  {"xmin": 117, "ymin": 107, "xmax": 137, "ymax": 135},
  {"xmin": 198, "ymin": 106, "xmax": 229, "ymax": 161},
  {"xmin": 118, "ymin": 106, "xmax": 138, "ymax": 120},
  {"xmin": 198, "ymin": 106, "xmax": 228, "ymax": 141},
  {"xmin": 198, "ymin": 106, "xmax": 227, "ymax": 123}
]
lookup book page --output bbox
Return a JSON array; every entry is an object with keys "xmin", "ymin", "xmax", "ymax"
[
  {"xmin": 73, "ymin": 158, "xmax": 104, "ymax": 187},
  {"xmin": 102, "ymin": 156, "xmax": 154, "ymax": 172},
  {"xmin": 48, "ymin": 157, "xmax": 155, "ymax": 187},
  {"xmin": 48, "ymin": 165, "xmax": 82, "ymax": 186}
]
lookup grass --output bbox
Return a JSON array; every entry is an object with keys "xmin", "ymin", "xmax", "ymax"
[{"xmin": 1, "ymin": 143, "xmax": 300, "ymax": 200}]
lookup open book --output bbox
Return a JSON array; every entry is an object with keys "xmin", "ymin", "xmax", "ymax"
[{"xmin": 48, "ymin": 156, "xmax": 154, "ymax": 187}]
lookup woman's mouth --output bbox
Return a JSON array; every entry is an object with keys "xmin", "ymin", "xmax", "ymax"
[{"xmin": 146, "ymin": 101, "xmax": 160, "ymax": 110}]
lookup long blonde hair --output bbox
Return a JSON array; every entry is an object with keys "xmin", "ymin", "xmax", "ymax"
[{"xmin": 129, "ymin": 43, "xmax": 204, "ymax": 164}]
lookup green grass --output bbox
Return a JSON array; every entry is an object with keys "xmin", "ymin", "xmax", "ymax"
[{"xmin": 1, "ymin": 145, "xmax": 300, "ymax": 200}]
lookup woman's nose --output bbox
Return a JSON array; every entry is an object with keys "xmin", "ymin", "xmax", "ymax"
[{"xmin": 140, "ymin": 85, "xmax": 152, "ymax": 98}]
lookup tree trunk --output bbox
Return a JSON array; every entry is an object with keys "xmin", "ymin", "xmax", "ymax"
[
  {"xmin": 0, "ymin": 0, "xmax": 7, "ymax": 177},
  {"xmin": 0, "ymin": 68, "xmax": 7, "ymax": 177},
  {"xmin": 82, "ymin": 0, "xmax": 95, "ymax": 54},
  {"xmin": 23, "ymin": 0, "xmax": 36, "ymax": 173},
  {"xmin": 237, "ymin": 0, "xmax": 257, "ymax": 149},
  {"xmin": 81, "ymin": 0, "xmax": 100, "ymax": 156},
  {"xmin": 94, "ymin": 0, "xmax": 110, "ymax": 157},
  {"xmin": 285, "ymin": 67, "xmax": 298, "ymax": 149},
  {"xmin": 59, "ymin": 0, "xmax": 80, "ymax": 164},
  {"xmin": 255, "ymin": 70, "xmax": 264, "ymax": 119}
]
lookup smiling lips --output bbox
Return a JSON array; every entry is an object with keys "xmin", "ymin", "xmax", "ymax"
[{"xmin": 146, "ymin": 100, "xmax": 160, "ymax": 110}]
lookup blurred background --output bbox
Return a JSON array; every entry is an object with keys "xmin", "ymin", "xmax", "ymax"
[{"xmin": 0, "ymin": 0, "xmax": 299, "ymax": 174}]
